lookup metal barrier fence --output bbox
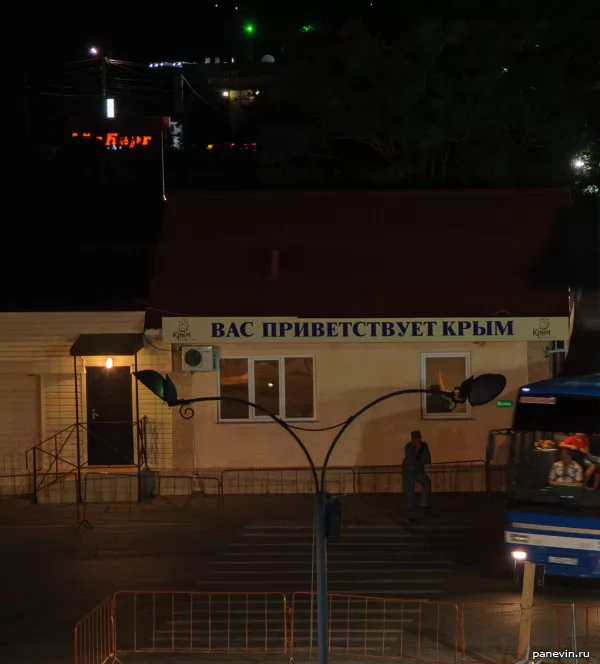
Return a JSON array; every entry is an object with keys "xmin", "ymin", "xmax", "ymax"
[
  {"xmin": 75, "ymin": 592, "xmax": 600, "ymax": 664},
  {"xmin": 219, "ymin": 463, "xmax": 508, "ymax": 495},
  {"xmin": 153, "ymin": 474, "xmax": 223, "ymax": 497},
  {"xmin": 0, "ymin": 462, "xmax": 509, "ymax": 507},
  {"xmin": 461, "ymin": 602, "xmax": 600, "ymax": 663},
  {"xmin": 221, "ymin": 466, "xmax": 356, "ymax": 494},
  {"xmin": 84, "ymin": 473, "xmax": 138, "ymax": 503},
  {"xmin": 290, "ymin": 592, "xmax": 459, "ymax": 663},
  {"xmin": 356, "ymin": 461, "xmax": 490, "ymax": 494},
  {"xmin": 74, "ymin": 594, "xmax": 115, "ymax": 664},
  {"xmin": 0, "ymin": 472, "xmax": 32, "ymax": 498},
  {"xmin": 112, "ymin": 590, "xmax": 287, "ymax": 656}
]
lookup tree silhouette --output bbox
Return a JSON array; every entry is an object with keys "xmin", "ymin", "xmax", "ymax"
[{"xmin": 255, "ymin": 15, "xmax": 594, "ymax": 188}]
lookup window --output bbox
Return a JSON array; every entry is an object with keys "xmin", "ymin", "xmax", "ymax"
[
  {"xmin": 420, "ymin": 352, "xmax": 471, "ymax": 419},
  {"xmin": 218, "ymin": 357, "xmax": 315, "ymax": 421},
  {"xmin": 549, "ymin": 341, "xmax": 566, "ymax": 379}
]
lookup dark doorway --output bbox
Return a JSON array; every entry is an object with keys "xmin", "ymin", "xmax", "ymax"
[{"xmin": 86, "ymin": 366, "xmax": 134, "ymax": 466}]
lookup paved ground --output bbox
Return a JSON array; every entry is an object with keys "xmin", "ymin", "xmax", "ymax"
[{"xmin": 1, "ymin": 493, "xmax": 600, "ymax": 664}]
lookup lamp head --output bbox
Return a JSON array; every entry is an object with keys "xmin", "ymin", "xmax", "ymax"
[
  {"xmin": 134, "ymin": 370, "xmax": 179, "ymax": 406},
  {"xmin": 454, "ymin": 374, "xmax": 507, "ymax": 406}
]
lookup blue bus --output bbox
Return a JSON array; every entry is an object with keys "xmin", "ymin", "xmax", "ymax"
[{"xmin": 505, "ymin": 373, "xmax": 600, "ymax": 581}]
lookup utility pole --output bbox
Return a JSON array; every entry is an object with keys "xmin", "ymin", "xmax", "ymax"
[
  {"xmin": 23, "ymin": 71, "xmax": 31, "ymax": 141},
  {"xmin": 518, "ymin": 562, "xmax": 536, "ymax": 659},
  {"xmin": 101, "ymin": 57, "xmax": 107, "ymax": 99}
]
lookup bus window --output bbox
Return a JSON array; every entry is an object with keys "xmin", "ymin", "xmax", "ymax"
[{"xmin": 508, "ymin": 374, "xmax": 600, "ymax": 508}]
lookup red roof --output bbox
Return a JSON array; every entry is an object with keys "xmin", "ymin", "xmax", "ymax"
[{"xmin": 145, "ymin": 189, "xmax": 571, "ymax": 329}]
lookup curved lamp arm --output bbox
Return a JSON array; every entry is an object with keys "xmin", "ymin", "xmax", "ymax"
[
  {"xmin": 320, "ymin": 388, "xmax": 452, "ymax": 491},
  {"xmin": 175, "ymin": 395, "xmax": 319, "ymax": 491}
]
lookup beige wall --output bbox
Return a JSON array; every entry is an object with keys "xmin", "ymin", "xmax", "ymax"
[
  {"xmin": 170, "ymin": 340, "xmax": 540, "ymax": 471},
  {"xmin": 0, "ymin": 312, "xmax": 172, "ymax": 471},
  {"xmin": 527, "ymin": 341, "xmax": 551, "ymax": 383}
]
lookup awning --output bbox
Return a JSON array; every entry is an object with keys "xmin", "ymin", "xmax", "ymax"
[{"xmin": 70, "ymin": 333, "xmax": 145, "ymax": 357}]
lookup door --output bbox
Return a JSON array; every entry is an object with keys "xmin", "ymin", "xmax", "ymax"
[{"xmin": 86, "ymin": 366, "xmax": 134, "ymax": 466}]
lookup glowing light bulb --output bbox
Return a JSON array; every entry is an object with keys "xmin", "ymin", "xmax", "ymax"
[{"xmin": 105, "ymin": 357, "xmax": 113, "ymax": 369}]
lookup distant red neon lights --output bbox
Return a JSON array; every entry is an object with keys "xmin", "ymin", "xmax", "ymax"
[{"xmin": 71, "ymin": 132, "xmax": 153, "ymax": 149}]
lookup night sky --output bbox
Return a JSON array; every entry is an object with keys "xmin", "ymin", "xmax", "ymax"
[
  {"xmin": 12, "ymin": 0, "xmax": 598, "ymax": 65},
  {"xmin": 4, "ymin": 0, "xmax": 598, "ymax": 311},
  {"xmin": 11, "ymin": 1, "xmax": 370, "ymax": 65}
]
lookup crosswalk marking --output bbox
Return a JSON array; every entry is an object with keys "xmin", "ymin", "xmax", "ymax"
[
  {"xmin": 236, "ymin": 535, "xmax": 463, "ymax": 540},
  {"xmin": 153, "ymin": 517, "xmax": 474, "ymax": 656},
  {"xmin": 209, "ymin": 568, "xmax": 450, "ymax": 574},
  {"xmin": 197, "ymin": 519, "xmax": 471, "ymax": 600},
  {"xmin": 244, "ymin": 523, "xmax": 473, "ymax": 529},
  {"xmin": 228, "ymin": 542, "xmax": 463, "ymax": 548},
  {"xmin": 214, "ymin": 559, "xmax": 456, "ymax": 565}
]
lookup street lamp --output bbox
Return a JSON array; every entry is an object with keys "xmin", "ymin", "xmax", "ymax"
[
  {"xmin": 89, "ymin": 46, "xmax": 99, "ymax": 56},
  {"xmin": 134, "ymin": 369, "xmax": 506, "ymax": 664}
]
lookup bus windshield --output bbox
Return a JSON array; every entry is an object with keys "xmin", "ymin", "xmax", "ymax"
[{"xmin": 508, "ymin": 374, "xmax": 600, "ymax": 509}]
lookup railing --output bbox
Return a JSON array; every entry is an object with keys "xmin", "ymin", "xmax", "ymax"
[
  {"xmin": 219, "ymin": 462, "xmax": 508, "ymax": 496},
  {"xmin": 357, "ymin": 460, "xmax": 489, "ymax": 494},
  {"xmin": 75, "ymin": 592, "xmax": 600, "ymax": 664},
  {"xmin": 291, "ymin": 591, "xmax": 459, "ymax": 663},
  {"xmin": 24, "ymin": 419, "xmax": 149, "ymax": 503},
  {"xmin": 74, "ymin": 594, "xmax": 115, "ymax": 664},
  {"xmin": 26, "ymin": 424, "xmax": 80, "ymax": 498},
  {"xmin": 153, "ymin": 474, "xmax": 223, "ymax": 497},
  {"xmin": 461, "ymin": 602, "xmax": 600, "ymax": 663},
  {"xmin": 0, "ymin": 460, "xmax": 509, "ymax": 506},
  {"xmin": 0, "ymin": 450, "xmax": 27, "ymax": 474},
  {"xmin": 84, "ymin": 473, "xmax": 139, "ymax": 503},
  {"xmin": 221, "ymin": 466, "xmax": 356, "ymax": 494},
  {"xmin": 0, "ymin": 472, "xmax": 32, "ymax": 498},
  {"xmin": 112, "ymin": 590, "xmax": 287, "ymax": 656}
]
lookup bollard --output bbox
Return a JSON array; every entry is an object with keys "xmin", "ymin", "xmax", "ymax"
[{"xmin": 518, "ymin": 562, "xmax": 536, "ymax": 659}]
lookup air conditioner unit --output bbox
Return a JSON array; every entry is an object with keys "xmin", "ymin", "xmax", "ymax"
[{"xmin": 182, "ymin": 346, "xmax": 216, "ymax": 372}]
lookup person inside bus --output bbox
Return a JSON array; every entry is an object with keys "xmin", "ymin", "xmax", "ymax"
[
  {"xmin": 583, "ymin": 434, "xmax": 600, "ymax": 490},
  {"xmin": 548, "ymin": 447, "xmax": 584, "ymax": 486}
]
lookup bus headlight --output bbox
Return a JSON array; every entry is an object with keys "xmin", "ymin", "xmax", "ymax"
[{"xmin": 511, "ymin": 550, "xmax": 527, "ymax": 561}]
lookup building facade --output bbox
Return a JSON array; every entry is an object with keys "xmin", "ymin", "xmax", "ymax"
[
  {"xmin": 144, "ymin": 189, "xmax": 573, "ymax": 477},
  {"xmin": 0, "ymin": 312, "xmax": 171, "ymax": 486},
  {"xmin": 0, "ymin": 190, "xmax": 574, "ymax": 498},
  {"xmin": 154, "ymin": 316, "xmax": 569, "ymax": 473}
]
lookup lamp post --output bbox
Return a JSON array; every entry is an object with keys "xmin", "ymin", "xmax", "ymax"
[{"xmin": 134, "ymin": 370, "xmax": 506, "ymax": 664}]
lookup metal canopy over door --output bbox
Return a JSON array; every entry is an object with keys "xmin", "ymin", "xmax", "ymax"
[
  {"xmin": 0, "ymin": 375, "xmax": 39, "ymax": 470},
  {"xmin": 86, "ymin": 366, "xmax": 134, "ymax": 466}
]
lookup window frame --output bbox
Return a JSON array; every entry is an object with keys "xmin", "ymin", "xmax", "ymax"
[
  {"xmin": 217, "ymin": 355, "xmax": 317, "ymax": 423},
  {"xmin": 420, "ymin": 352, "xmax": 472, "ymax": 420}
]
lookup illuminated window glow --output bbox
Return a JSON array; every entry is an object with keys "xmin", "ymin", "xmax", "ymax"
[{"xmin": 105, "ymin": 98, "xmax": 115, "ymax": 118}]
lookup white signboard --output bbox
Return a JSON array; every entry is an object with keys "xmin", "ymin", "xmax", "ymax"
[{"xmin": 161, "ymin": 317, "xmax": 570, "ymax": 344}]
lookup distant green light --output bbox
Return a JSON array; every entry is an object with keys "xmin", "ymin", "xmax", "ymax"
[
  {"xmin": 243, "ymin": 22, "xmax": 256, "ymax": 35},
  {"xmin": 300, "ymin": 24, "xmax": 315, "ymax": 33}
]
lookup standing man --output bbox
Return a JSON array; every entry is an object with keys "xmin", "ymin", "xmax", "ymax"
[{"xmin": 403, "ymin": 430, "xmax": 432, "ymax": 521}]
